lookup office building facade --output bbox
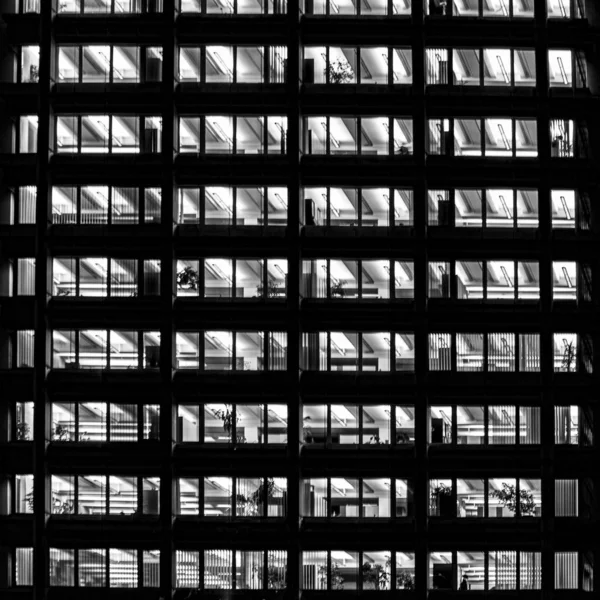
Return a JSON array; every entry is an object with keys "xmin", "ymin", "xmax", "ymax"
[{"xmin": 0, "ymin": 0, "xmax": 598, "ymax": 597}]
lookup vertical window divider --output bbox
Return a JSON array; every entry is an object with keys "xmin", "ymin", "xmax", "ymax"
[
  {"xmin": 482, "ymin": 260, "xmax": 488, "ymax": 299},
  {"xmin": 264, "ymin": 330, "xmax": 270, "ymax": 372},
  {"xmin": 450, "ymin": 333, "xmax": 457, "ymax": 372},
  {"xmin": 233, "ymin": 47, "xmax": 238, "ymax": 85},
  {"xmin": 483, "ymin": 332, "xmax": 489, "ymax": 372},
  {"xmin": 138, "ymin": 402, "xmax": 144, "ymax": 442},
  {"xmin": 357, "ymin": 260, "xmax": 363, "ymax": 300},
  {"xmin": 357, "ymin": 332, "xmax": 363, "ymax": 371},
  {"xmin": 484, "ymin": 406, "xmax": 489, "ymax": 446},
  {"xmin": 200, "ymin": 116, "xmax": 206, "ymax": 155},
  {"xmin": 451, "ymin": 406, "xmax": 457, "ymax": 444},
  {"xmin": 230, "ymin": 404, "xmax": 238, "ymax": 445},
  {"xmin": 199, "ymin": 259, "xmax": 205, "ymax": 299},
  {"xmin": 108, "ymin": 115, "xmax": 113, "ymax": 154}
]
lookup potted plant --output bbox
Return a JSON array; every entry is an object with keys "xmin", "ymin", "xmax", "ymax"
[
  {"xmin": 362, "ymin": 560, "xmax": 390, "ymax": 590},
  {"xmin": 431, "ymin": 482, "xmax": 453, "ymax": 517},
  {"xmin": 397, "ymin": 572, "xmax": 415, "ymax": 590},
  {"xmin": 16, "ymin": 421, "xmax": 31, "ymax": 441},
  {"xmin": 319, "ymin": 562, "xmax": 344, "ymax": 590},
  {"xmin": 562, "ymin": 341, "xmax": 576, "ymax": 372},
  {"xmin": 327, "ymin": 58, "xmax": 355, "ymax": 84},
  {"xmin": 256, "ymin": 279, "xmax": 282, "ymax": 298},
  {"xmin": 490, "ymin": 482, "xmax": 536, "ymax": 516},
  {"xmin": 176, "ymin": 266, "xmax": 199, "ymax": 291},
  {"xmin": 236, "ymin": 478, "xmax": 275, "ymax": 516},
  {"xmin": 52, "ymin": 424, "xmax": 73, "ymax": 442},
  {"xmin": 52, "ymin": 495, "xmax": 74, "ymax": 515},
  {"xmin": 331, "ymin": 280, "xmax": 346, "ymax": 298},
  {"xmin": 267, "ymin": 551, "xmax": 286, "ymax": 589},
  {"xmin": 29, "ymin": 65, "xmax": 39, "ymax": 83}
]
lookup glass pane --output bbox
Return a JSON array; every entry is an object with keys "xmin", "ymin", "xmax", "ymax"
[{"xmin": 81, "ymin": 46, "xmax": 110, "ymax": 83}]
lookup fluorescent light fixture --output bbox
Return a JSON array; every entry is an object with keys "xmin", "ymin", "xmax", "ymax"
[
  {"xmin": 274, "ymin": 192, "xmax": 287, "ymax": 210},
  {"xmin": 497, "ymin": 124, "xmax": 511, "ymax": 150},
  {"xmin": 212, "ymin": 51, "xmax": 233, "ymax": 78},
  {"xmin": 496, "ymin": 55, "xmax": 510, "ymax": 84},
  {"xmin": 211, "ymin": 121, "xmax": 233, "ymax": 145},
  {"xmin": 330, "ymin": 405, "xmax": 356, "ymax": 422}
]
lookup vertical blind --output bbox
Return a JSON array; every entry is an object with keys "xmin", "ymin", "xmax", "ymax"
[
  {"xmin": 17, "ymin": 330, "xmax": 35, "ymax": 368},
  {"xmin": 18, "ymin": 186, "xmax": 36, "ymax": 223},
  {"xmin": 204, "ymin": 549, "xmax": 233, "ymax": 588},
  {"xmin": 555, "ymin": 480, "xmax": 578, "ymax": 517},
  {"xmin": 555, "ymin": 552, "xmax": 578, "ymax": 589}
]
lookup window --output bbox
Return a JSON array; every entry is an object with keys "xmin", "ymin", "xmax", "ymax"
[
  {"xmin": 551, "ymin": 189, "xmax": 577, "ymax": 228},
  {"xmin": 554, "ymin": 405, "xmax": 593, "ymax": 445},
  {"xmin": 428, "ymin": 333, "xmax": 541, "ymax": 372},
  {"xmin": 17, "ymin": 0, "xmax": 40, "ymax": 13},
  {"xmin": 303, "ymin": 47, "xmax": 412, "ymax": 85},
  {"xmin": 52, "ymin": 258, "xmax": 160, "ymax": 297},
  {"xmin": 302, "ymin": 259, "xmax": 414, "ymax": 299},
  {"xmin": 175, "ymin": 258, "xmax": 287, "ymax": 299},
  {"xmin": 426, "ymin": 48, "xmax": 536, "ymax": 87},
  {"xmin": 428, "ymin": 188, "xmax": 539, "ymax": 229},
  {"xmin": 179, "ymin": 115, "xmax": 287, "ymax": 154},
  {"xmin": 49, "ymin": 547, "xmax": 157, "ymax": 587},
  {"xmin": 14, "ymin": 548, "xmax": 33, "ymax": 586},
  {"xmin": 427, "ymin": 405, "xmax": 540, "ymax": 445},
  {"xmin": 0, "ymin": 186, "xmax": 37, "ymax": 224},
  {"xmin": 175, "ymin": 331, "xmax": 286, "ymax": 371},
  {"xmin": 180, "ymin": 403, "xmax": 286, "ymax": 445},
  {"xmin": 302, "ymin": 550, "xmax": 414, "ymax": 590},
  {"xmin": 18, "ymin": 116, "xmax": 38, "ymax": 153},
  {"xmin": 58, "ymin": 0, "xmax": 162, "ymax": 13},
  {"xmin": 51, "ymin": 475, "xmax": 159, "ymax": 516},
  {"xmin": 547, "ymin": 0, "xmax": 585, "ymax": 19},
  {"xmin": 303, "ymin": 187, "xmax": 413, "ymax": 227},
  {"xmin": 13, "ymin": 474, "xmax": 34, "ymax": 513},
  {"xmin": 179, "ymin": 46, "xmax": 287, "ymax": 83},
  {"xmin": 555, "ymin": 552, "xmax": 578, "ymax": 589},
  {"xmin": 553, "ymin": 333, "xmax": 592, "ymax": 373},
  {"xmin": 176, "ymin": 549, "xmax": 286, "ymax": 590},
  {"xmin": 16, "ymin": 46, "xmax": 39, "ymax": 83},
  {"xmin": 302, "ymin": 404, "xmax": 414, "ymax": 446},
  {"xmin": 428, "ymin": 550, "xmax": 540, "ymax": 590},
  {"xmin": 177, "ymin": 186, "xmax": 287, "ymax": 226},
  {"xmin": 427, "ymin": 260, "xmax": 540, "ymax": 301},
  {"xmin": 57, "ymin": 45, "xmax": 155, "ymax": 83},
  {"xmin": 301, "ymin": 332, "xmax": 414, "ymax": 372},
  {"xmin": 555, "ymin": 480, "xmax": 578, "ymax": 516},
  {"xmin": 550, "ymin": 119, "xmax": 588, "ymax": 158},
  {"xmin": 56, "ymin": 115, "xmax": 162, "ymax": 154},
  {"xmin": 0, "ymin": 329, "xmax": 35, "ymax": 368},
  {"xmin": 180, "ymin": 0, "xmax": 287, "ymax": 14},
  {"xmin": 427, "ymin": 0, "xmax": 534, "ymax": 17},
  {"xmin": 51, "ymin": 402, "xmax": 159, "ymax": 442},
  {"xmin": 301, "ymin": 477, "xmax": 413, "ymax": 518},
  {"xmin": 0, "ymin": 257, "xmax": 35, "ymax": 296},
  {"xmin": 52, "ymin": 330, "xmax": 160, "ymax": 370},
  {"xmin": 552, "ymin": 261, "xmax": 578, "ymax": 300},
  {"xmin": 304, "ymin": 0, "xmax": 411, "ymax": 16},
  {"xmin": 206, "ymin": 550, "xmax": 231, "ymax": 589},
  {"xmin": 51, "ymin": 186, "xmax": 161, "ymax": 224},
  {"xmin": 176, "ymin": 477, "xmax": 286, "ymax": 517},
  {"xmin": 15, "ymin": 401, "xmax": 34, "ymax": 441},
  {"xmin": 549, "ymin": 50, "xmax": 587, "ymax": 88},
  {"xmin": 304, "ymin": 116, "xmax": 413, "ymax": 155},
  {"xmin": 429, "ymin": 117, "xmax": 538, "ymax": 157}
]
